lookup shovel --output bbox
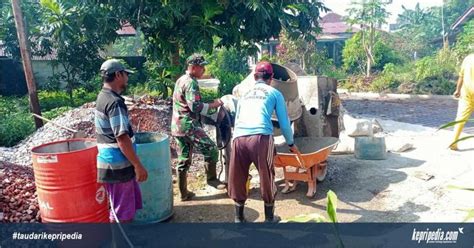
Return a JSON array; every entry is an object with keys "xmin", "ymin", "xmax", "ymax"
[
  {"xmin": 32, "ymin": 113, "xmax": 87, "ymax": 139},
  {"xmin": 281, "ymin": 149, "xmax": 306, "ymax": 194}
]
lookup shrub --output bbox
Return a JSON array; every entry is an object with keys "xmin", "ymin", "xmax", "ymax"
[
  {"xmin": 413, "ymin": 48, "xmax": 457, "ymax": 95},
  {"xmin": 0, "ymin": 112, "xmax": 35, "ymax": 147},
  {"xmin": 322, "ymin": 67, "xmax": 347, "ymax": 81},
  {"xmin": 454, "ymin": 19, "xmax": 474, "ymax": 59},
  {"xmin": 200, "ymin": 88, "xmax": 219, "ymax": 102},
  {"xmin": 0, "ymin": 88, "xmax": 98, "ymax": 147},
  {"xmin": 339, "ymin": 75, "xmax": 376, "ymax": 92},
  {"xmin": 415, "ymin": 49, "xmax": 457, "ymax": 81},
  {"xmin": 0, "ymin": 105, "xmax": 73, "ymax": 147},
  {"xmin": 127, "ymin": 82, "xmax": 168, "ymax": 97},
  {"xmin": 72, "ymin": 88, "xmax": 98, "ymax": 104},
  {"xmin": 0, "ymin": 95, "xmax": 29, "ymax": 116},
  {"xmin": 38, "ymin": 89, "xmax": 97, "ymax": 110},
  {"xmin": 142, "ymin": 60, "xmax": 180, "ymax": 99},
  {"xmin": 38, "ymin": 91, "xmax": 71, "ymax": 110},
  {"xmin": 342, "ymin": 31, "xmax": 405, "ymax": 74},
  {"xmin": 207, "ymin": 47, "xmax": 249, "ymax": 76},
  {"xmin": 371, "ymin": 63, "xmax": 404, "ymax": 92},
  {"xmin": 416, "ymin": 78, "xmax": 455, "ymax": 95},
  {"xmin": 358, "ymin": 48, "xmax": 458, "ymax": 95},
  {"xmin": 40, "ymin": 74, "xmax": 62, "ymax": 91},
  {"xmin": 216, "ymin": 72, "xmax": 245, "ymax": 96},
  {"xmin": 206, "ymin": 47, "xmax": 248, "ymax": 96},
  {"xmin": 43, "ymin": 106, "xmax": 73, "ymax": 120}
]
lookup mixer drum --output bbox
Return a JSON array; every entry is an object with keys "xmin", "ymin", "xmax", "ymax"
[{"xmin": 232, "ymin": 63, "xmax": 302, "ymax": 121}]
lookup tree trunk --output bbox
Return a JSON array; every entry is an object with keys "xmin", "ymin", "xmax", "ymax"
[
  {"xmin": 11, "ymin": 0, "xmax": 43, "ymax": 128},
  {"xmin": 366, "ymin": 24, "xmax": 376, "ymax": 77},
  {"xmin": 366, "ymin": 55, "xmax": 371, "ymax": 77},
  {"xmin": 62, "ymin": 63, "xmax": 74, "ymax": 102},
  {"xmin": 171, "ymin": 44, "xmax": 180, "ymax": 67}
]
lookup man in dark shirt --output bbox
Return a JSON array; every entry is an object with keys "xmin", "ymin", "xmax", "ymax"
[{"xmin": 95, "ymin": 59, "xmax": 148, "ymax": 222}]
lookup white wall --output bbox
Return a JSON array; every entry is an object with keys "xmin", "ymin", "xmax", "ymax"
[{"xmin": 31, "ymin": 60, "xmax": 64, "ymax": 87}]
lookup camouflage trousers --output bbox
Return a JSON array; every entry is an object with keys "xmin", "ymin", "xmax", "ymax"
[{"xmin": 174, "ymin": 128, "xmax": 218, "ymax": 173}]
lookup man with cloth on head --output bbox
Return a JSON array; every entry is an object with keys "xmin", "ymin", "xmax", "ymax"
[
  {"xmin": 171, "ymin": 53, "xmax": 226, "ymax": 201},
  {"xmin": 228, "ymin": 61, "xmax": 299, "ymax": 223},
  {"xmin": 95, "ymin": 59, "xmax": 148, "ymax": 222}
]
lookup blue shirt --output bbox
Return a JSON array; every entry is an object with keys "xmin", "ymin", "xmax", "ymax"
[{"xmin": 233, "ymin": 80, "xmax": 294, "ymax": 145}]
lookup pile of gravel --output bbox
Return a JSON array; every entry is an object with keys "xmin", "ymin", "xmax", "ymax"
[{"xmin": 0, "ymin": 96, "xmax": 174, "ymax": 167}]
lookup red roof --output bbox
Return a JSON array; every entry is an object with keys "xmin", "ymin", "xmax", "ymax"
[
  {"xmin": 320, "ymin": 12, "xmax": 359, "ymax": 34},
  {"xmin": 116, "ymin": 23, "xmax": 137, "ymax": 36}
]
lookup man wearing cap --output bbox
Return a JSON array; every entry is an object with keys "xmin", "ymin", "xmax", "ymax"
[
  {"xmin": 228, "ymin": 61, "xmax": 299, "ymax": 223},
  {"xmin": 95, "ymin": 59, "xmax": 148, "ymax": 222},
  {"xmin": 171, "ymin": 53, "xmax": 225, "ymax": 201}
]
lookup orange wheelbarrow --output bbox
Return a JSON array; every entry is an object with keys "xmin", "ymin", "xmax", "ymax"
[{"xmin": 274, "ymin": 137, "xmax": 339, "ymax": 198}]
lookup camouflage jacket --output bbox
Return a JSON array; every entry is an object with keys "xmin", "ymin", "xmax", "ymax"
[{"xmin": 171, "ymin": 72, "xmax": 216, "ymax": 136}]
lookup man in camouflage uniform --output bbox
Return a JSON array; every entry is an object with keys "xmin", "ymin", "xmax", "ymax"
[{"xmin": 171, "ymin": 54, "xmax": 226, "ymax": 201}]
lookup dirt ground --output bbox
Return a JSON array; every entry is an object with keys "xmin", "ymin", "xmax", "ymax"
[{"xmin": 169, "ymin": 119, "xmax": 474, "ymax": 223}]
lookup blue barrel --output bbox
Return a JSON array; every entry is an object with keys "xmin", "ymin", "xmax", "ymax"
[
  {"xmin": 134, "ymin": 132, "xmax": 173, "ymax": 223},
  {"xmin": 354, "ymin": 136, "xmax": 387, "ymax": 160}
]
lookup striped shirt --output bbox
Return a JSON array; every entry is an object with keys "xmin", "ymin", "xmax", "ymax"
[{"xmin": 95, "ymin": 88, "xmax": 135, "ymax": 183}]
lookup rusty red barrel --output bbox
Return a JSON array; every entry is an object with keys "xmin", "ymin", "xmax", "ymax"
[{"xmin": 31, "ymin": 139, "xmax": 109, "ymax": 223}]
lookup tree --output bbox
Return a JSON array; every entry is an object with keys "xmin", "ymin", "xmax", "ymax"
[
  {"xmin": 397, "ymin": 3, "xmax": 427, "ymax": 29},
  {"xmin": 395, "ymin": 3, "xmax": 438, "ymax": 59},
  {"xmin": 342, "ymin": 31, "xmax": 402, "ymax": 74},
  {"xmin": 38, "ymin": 0, "xmax": 121, "ymax": 99},
  {"xmin": 454, "ymin": 20, "xmax": 474, "ymax": 59},
  {"xmin": 444, "ymin": 0, "xmax": 474, "ymax": 27},
  {"xmin": 0, "ymin": 0, "xmax": 48, "ymax": 61},
  {"xmin": 11, "ymin": 0, "xmax": 43, "ymax": 128},
  {"xmin": 94, "ymin": 0, "xmax": 328, "ymax": 67},
  {"xmin": 277, "ymin": 29, "xmax": 318, "ymax": 73},
  {"xmin": 345, "ymin": 0, "xmax": 391, "ymax": 77},
  {"xmin": 395, "ymin": 0, "xmax": 474, "ymax": 55}
]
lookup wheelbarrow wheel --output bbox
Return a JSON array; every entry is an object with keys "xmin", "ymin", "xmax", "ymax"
[{"xmin": 316, "ymin": 163, "xmax": 328, "ymax": 182}]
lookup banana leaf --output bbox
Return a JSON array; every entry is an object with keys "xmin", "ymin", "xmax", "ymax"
[
  {"xmin": 327, "ymin": 190, "xmax": 338, "ymax": 223},
  {"xmin": 447, "ymin": 185, "xmax": 474, "ymax": 191},
  {"xmin": 438, "ymin": 119, "xmax": 474, "ymax": 130},
  {"xmin": 449, "ymin": 135, "xmax": 474, "ymax": 146}
]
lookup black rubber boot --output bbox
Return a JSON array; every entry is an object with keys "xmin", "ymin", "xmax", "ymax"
[
  {"xmin": 234, "ymin": 203, "xmax": 246, "ymax": 223},
  {"xmin": 264, "ymin": 204, "xmax": 281, "ymax": 223},
  {"xmin": 178, "ymin": 171, "xmax": 195, "ymax": 201},
  {"xmin": 205, "ymin": 162, "xmax": 226, "ymax": 190}
]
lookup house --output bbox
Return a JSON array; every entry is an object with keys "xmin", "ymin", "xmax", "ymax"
[
  {"xmin": 251, "ymin": 12, "xmax": 358, "ymax": 68},
  {"xmin": 451, "ymin": 6, "xmax": 473, "ymax": 31},
  {"xmin": 429, "ymin": 5, "xmax": 473, "ymax": 48},
  {"xmin": 0, "ymin": 23, "xmax": 144, "ymax": 95},
  {"xmin": 316, "ymin": 12, "xmax": 359, "ymax": 66}
]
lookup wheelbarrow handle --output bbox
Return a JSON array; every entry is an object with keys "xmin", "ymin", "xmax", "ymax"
[{"xmin": 293, "ymin": 150, "xmax": 306, "ymax": 169}]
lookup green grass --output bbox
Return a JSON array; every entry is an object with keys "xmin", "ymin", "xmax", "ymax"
[{"xmin": 0, "ymin": 89, "xmax": 97, "ymax": 147}]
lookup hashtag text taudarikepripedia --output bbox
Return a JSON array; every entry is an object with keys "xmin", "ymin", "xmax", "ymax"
[{"xmin": 11, "ymin": 231, "xmax": 82, "ymax": 241}]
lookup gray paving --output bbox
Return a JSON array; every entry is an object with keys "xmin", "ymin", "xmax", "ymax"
[{"xmin": 341, "ymin": 97, "xmax": 474, "ymax": 134}]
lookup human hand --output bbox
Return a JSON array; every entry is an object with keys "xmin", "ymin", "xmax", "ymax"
[
  {"xmin": 135, "ymin": 164, "xmax": 148, "ymax": 182},
  {"xmin": 453, "ymin": 90, "xmax": 461, "ymax": 98},
  {"xmin": 209, "ymin": 99, "xmax": 223, "ymax": 108},
  {"xmin": 289, "ymin": 144, "xmax": 299, "ymax": 154}
]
